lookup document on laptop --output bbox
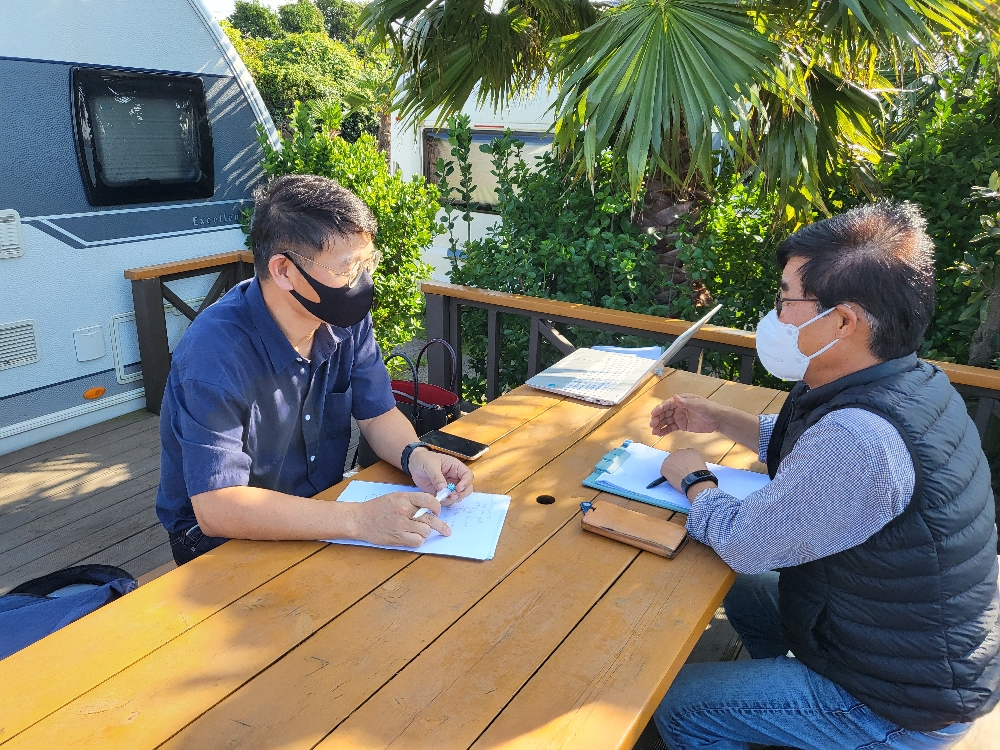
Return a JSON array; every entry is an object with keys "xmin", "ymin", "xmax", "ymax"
[
  {"xmin": 324, "ymin": 480, "xmax": 511, "ymax": 561},
  {"xmin": 584, "ymin": 441, "xmax": 770, "ymax": 513}
]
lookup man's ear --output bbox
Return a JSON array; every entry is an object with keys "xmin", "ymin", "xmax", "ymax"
[
  {"xmin": 836, "ymin": 303, "xmax": 860, "ymax": 340},
  {"xmin": 268, "ymin": 253, "xmax": 295, "ymax": 292}
]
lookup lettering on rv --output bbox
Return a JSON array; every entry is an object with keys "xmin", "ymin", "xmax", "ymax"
[{"xmin": 193, "ymin": 212, "xmax": 240, "ymax": 227}]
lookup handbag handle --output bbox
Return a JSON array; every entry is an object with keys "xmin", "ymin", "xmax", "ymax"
[
  {"xmin": 415, "ymin": 338, "xmax": 458, "ymax": 395},
  {"xmin": 383, "ymin": 352, "xmax": 420, "ymax": 427}
]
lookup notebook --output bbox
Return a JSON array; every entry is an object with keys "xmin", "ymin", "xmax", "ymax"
[
  {"xmin": 583, "ymin": 441, "xmax": 770, "ymax": 513},
  {"xmin": 525, "ymin": 304, "xmax": 722, "ymax": 406},
  {"xmin": 324, "ymin": 480, "xmax": 511, "ymax": 561}
]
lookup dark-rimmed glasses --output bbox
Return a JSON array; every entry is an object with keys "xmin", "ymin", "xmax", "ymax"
[
  {"xmin": 286, "ymin": 249, "xmax": 382, "ymax": 288},
  {"xmin": 774, "ymin": 292, "xmax": 819, "ymax": 316}
]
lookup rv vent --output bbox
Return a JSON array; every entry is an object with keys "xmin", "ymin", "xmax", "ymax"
[
  {"xmin": 0, "ymin": 210, "xmax": 25, "ymax": 259},
  {"xmin": 0, "ymin": 320, "xmax": 39, "ymax": 371}
]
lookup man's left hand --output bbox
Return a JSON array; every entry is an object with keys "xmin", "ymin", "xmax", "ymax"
[
  {"xmin": 660, "ymin": 448, "xmax": 714, "ymax": 497},
  {"xmin": 408, "ymin": 449, "xmax": 474, "ymax": 505}
]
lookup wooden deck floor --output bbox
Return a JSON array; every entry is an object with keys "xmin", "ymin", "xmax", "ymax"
[
  {"xmin": 0, "ymin": 409, "xmax": 362, "ymax": 592},
  {"xmin": 0, "ymin": 410, "xmax": 167, "ymax": 593}
]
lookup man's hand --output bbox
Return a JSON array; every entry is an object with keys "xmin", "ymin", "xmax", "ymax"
[
  {"xmin": 660, "ymin": 448, "xmax": 715, "ymax": 499},
  {"xmin": 407, "ymin": 448, "xmax": 474, "ymax": 505},
  {"xmin": 650, "ymin": 394, "xmax": 725, "ymax": 436},
  {"xmin": 348, "ymin": 491, "xmax": 452, "ymax": 547}
]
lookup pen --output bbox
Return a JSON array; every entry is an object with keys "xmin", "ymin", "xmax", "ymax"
[
  {"xmin": 646, "ymin": 476, "xmax": 667, "ymax": 489},
  {"xmin": 414, "ymin": 483, "xmax": 456, "ymax": 519}
]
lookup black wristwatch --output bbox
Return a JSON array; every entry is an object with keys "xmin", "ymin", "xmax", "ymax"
[
  {"xmin": 401, "ymin": 441, "xmax": 430, "ymax": 475},
  {"xmin": 680, "ymin": 469, "xmax": 718, "ymax": 497}
]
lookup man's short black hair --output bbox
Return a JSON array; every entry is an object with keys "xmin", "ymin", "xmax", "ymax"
[
  {"xmin": 250, "ymin": 174, "xmax": 377, "ymax": 279},
  {"xmin": 776, "ymin": 201, "xmax": 935, "ymax": 361}
]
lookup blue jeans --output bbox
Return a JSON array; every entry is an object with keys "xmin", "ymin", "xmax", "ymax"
[
  {"xmin": 168, "ymin": 524, "xmax": 227, "ymax": 565},
  {"xmin": 653, "ymin": 573, "xmax": 972, "ymax": 749}
]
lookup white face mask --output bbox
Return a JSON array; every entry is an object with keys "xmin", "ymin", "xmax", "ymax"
[{"xmin": 755, "ymin": 307, "xmax": 838, "ymax": 381}]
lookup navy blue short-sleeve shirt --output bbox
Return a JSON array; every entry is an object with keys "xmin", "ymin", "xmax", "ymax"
[{"xmin": 155, "ymin": 277, "xmax": 396, "ymax": 534}]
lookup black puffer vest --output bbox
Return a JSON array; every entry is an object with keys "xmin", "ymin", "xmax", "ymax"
[{"xmin": 768, "ymin": 355, "xmax": 1000, "ymax": 731}]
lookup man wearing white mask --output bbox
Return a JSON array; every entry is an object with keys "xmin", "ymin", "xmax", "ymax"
[{"xmin": 649, "ymin": 202, "xmax": 999, "ymax": 749}]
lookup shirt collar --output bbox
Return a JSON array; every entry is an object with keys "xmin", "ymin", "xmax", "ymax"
[{"xmin": 245, "ymin": 277, "xmax": 345, "ymax": 372}]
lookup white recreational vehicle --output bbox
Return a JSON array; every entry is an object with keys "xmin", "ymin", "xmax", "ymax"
[
  {"xmin": 391, "ymin": 90, "xmax": 557, "ymax": 281},
  {"xmin": 0, "ymin": 0, "xmax": 277, "ymax": 456}
]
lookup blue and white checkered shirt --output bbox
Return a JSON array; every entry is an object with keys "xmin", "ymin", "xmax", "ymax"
[{"xmin": 686, "ymin": 410, "xmax": 915, "ymax": 575}]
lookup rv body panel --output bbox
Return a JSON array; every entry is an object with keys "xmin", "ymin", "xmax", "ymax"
[{"xmin": 0, "ymin": 0, "xmax": 275, "ymax": 456}]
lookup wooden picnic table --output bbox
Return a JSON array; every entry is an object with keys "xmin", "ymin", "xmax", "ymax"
[{"xmin": 0, "ymin": 369, "xmax": 785, "ymax": 750}]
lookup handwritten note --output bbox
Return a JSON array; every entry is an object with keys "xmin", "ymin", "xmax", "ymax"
[{"xmin": 323, "ymin": 481, "xmax": 511, "ymax": 561}]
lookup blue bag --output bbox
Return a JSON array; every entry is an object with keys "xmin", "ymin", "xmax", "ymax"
[{"xmin": 0, "ymin": 564, "xmax": 137, "ymax": 660}]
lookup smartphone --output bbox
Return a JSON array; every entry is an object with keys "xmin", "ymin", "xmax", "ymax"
[{"xmin": 420, "ymin": 429, "xmax": 489, "ymax": 461}]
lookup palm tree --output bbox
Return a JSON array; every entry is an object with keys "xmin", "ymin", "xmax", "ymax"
[
  {"xmin": 361, "ymin": 0, "xmax": 996, "ymax": 215},
  {"xmin": 345, "ymin": 65, "xmax": 397, "ymax": 164}
]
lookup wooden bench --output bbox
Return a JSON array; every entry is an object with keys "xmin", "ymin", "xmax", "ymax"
[{"xmin": 124, "ymin": 250, "xmax": 254, "ymax": 415}]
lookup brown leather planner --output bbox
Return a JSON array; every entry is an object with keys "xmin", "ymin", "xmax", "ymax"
[{"xmin": 581, "ymin": 502, "xmax": 688, "ymax": 558}]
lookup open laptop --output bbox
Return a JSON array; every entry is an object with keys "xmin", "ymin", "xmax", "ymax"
[{"xmin": 526, "ymin": 304, "xmax": 723, "ymax": 406}]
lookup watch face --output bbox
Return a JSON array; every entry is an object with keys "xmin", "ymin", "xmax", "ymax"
[{"xmin": 692, "ymin": 470, "xmax": 713, "ymax": 479}]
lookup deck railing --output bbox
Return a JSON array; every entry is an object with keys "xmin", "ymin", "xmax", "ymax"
[
  {"xmin": 422, "ymin": 281, "xmax": 1000, "ymax": 438},
  {"xmin": 125, "ymin": 251, "xmax": 254, "ymax": 414}
]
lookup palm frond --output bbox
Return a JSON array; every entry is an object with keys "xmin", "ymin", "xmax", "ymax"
[
  {"xmin": 551, "ymin": 0, "xmax": 778, "ymax": 197},
  {"xmin": 360, "ymin": 0, "xmax": 597, "ymax": 123}
]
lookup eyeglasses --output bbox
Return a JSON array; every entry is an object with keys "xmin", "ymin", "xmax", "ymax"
[
  {"xmin": 285, "ymin": 249, "xmax": 381, "ymax": 288},
  {"xmin": 774, "ymin": 292, "xmax": 819, "ymax": 316}
]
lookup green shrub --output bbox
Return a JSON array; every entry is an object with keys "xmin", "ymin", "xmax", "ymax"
[
  {"xmin": 278, "ymin": 0, "xmax": 326, "ymax": 34},
  {"xmin": 255, "ymin": 102, "xmax": 440, "ymax": 354},
  {"xmin": 448, "ymin": 131, "xmax": 667, "ymax": 402},
  {"xmin": 668, "ymin": 167, "xmax": 790, "ymax": 385},
  {"xmin": 229, "ymin": 0, "xmax": 283, "ymax": 39},
  {"xmin": 314, "ymin": 0, "xmax": 362, "ymax": 45},
  {"xmin": 879, "ymin": 71, "xmax": 1000, "ymax": 364}
]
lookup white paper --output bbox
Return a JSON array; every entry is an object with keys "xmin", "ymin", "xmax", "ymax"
[
  {"xmin": 323, "ymin": 480, "xmax": 511, "ymax": 561},
  {"xmin": 594, "ymin": 442, "xmax": 770, "ymax": 512}
]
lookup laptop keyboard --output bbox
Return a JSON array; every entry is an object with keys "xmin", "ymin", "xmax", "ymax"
[{"xmin": 559, "ymin": 354, "xmax": 651, "ymax": 398}]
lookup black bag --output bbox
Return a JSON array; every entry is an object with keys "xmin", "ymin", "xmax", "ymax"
[{"xmin": 355, "ymin": 339, "xmax": 461, "ymax": 469}]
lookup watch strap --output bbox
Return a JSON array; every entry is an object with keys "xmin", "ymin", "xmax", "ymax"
[
  {"xmin": 680, "ymin": 469, "xmax": 718, "ymax": 496},
  {"xmin": 401, "ymin": 441, "xmax": 429, "ymax": 476}
]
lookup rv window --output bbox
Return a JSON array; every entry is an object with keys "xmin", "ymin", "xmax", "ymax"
[
  {"xmin": 423, "ymin": 130, "xmax": 553, "ymax": 212},
  {"xmin": 73, "ymin": 68, "xmax": 214, "ymax": 206}
]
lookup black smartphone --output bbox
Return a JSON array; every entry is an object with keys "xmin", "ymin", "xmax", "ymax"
[{"xmin": 420, "ymin": 430, "xmax": 489, "ymax": 461}]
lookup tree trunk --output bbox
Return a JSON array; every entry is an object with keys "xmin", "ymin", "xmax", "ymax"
[
  {"xmin": 968, "ymin": 285, "xmax": 1000, "ymax": 367},
  {"xmin": 378, "ymin": 108, "xmax": 391, "ymax": 168},
  {"xmin": 637, "ymin": 170, "xmax": 711, "ymax": 305}
]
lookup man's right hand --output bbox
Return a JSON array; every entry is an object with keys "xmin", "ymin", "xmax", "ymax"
[
  {"xmin": 348, "ymin": 491, "xmax": 452, "ymax": 548},
  {"xmin": 650, "ymin": 393, "xmax": 725, "ymax": 436}
]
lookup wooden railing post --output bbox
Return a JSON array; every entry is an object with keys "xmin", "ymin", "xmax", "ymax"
[
  {"xmin": 527, "ymin": 317, "xmax": 540, "ymax": 378},
  {"xmin": 448, "ymin": 299, "xmax": 463, "ymax": 399},
  {"xmin": 486, "ymin": 310, "xmax": 500, "ymax": 402},
  {"xmin": 424, "ymin": 293, "xmax": 451, "ymax": 389},
  {"xmin": 131, "ymin": 278, "xmax": 171, "ymax": 415}
]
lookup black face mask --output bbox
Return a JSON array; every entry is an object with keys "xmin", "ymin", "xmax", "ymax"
[{"xmin": 282, "ymin": 253, "xmax": 374, "ymax": 328}]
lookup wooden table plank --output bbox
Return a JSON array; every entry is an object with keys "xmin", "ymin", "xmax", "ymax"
[
  {"xmin": 0, "ymin": 386, "xmax": 619, "ymax": 748},
  {"xmin": 468, "ymin": 377, "xmax": 778, "ymax": 750},
  {"xmin": 313, "ymin": 377, "xmax": 757, "ymax": 750},
  {"xmin": 0, "ymin": 387, "xmax": 567, "ymax": 744},
  {"xmin": 471, "ymin": 542, "xmax": 732, "ymax": 750},
  {"xmin": 156, "ymin": 371, "xmax": 724, "ymax": 750}
]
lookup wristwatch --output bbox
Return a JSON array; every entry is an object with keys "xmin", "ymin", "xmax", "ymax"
[
  {"xmin": 401, "ymin": 441, "xmax": 430, "ymax": 476},
  {"xmin": 680, "ymin": 469, "xmax": 718, "ymax": 497}
]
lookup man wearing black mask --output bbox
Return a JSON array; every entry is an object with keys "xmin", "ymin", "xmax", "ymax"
[{"xmin": 155, "ymin": 175, "xmax": 473, "ymax": 564}]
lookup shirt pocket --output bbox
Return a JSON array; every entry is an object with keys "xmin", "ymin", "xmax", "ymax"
[{"xmin": 322, "ymin": 385, "xmax": 353, "ymax": 432}]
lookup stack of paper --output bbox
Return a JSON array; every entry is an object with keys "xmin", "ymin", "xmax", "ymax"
[
  {"xmin": 324, "ymin": 480, "xmax": 511, "ymax": 561},
  {"xmin": 585, "ymin": 442, "xmax": 770, "ymax": 513}
]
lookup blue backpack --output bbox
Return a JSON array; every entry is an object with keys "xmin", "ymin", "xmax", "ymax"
[{"xmin": 0, "ymin": 564, "xmax": 137, "ymax": 660}]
